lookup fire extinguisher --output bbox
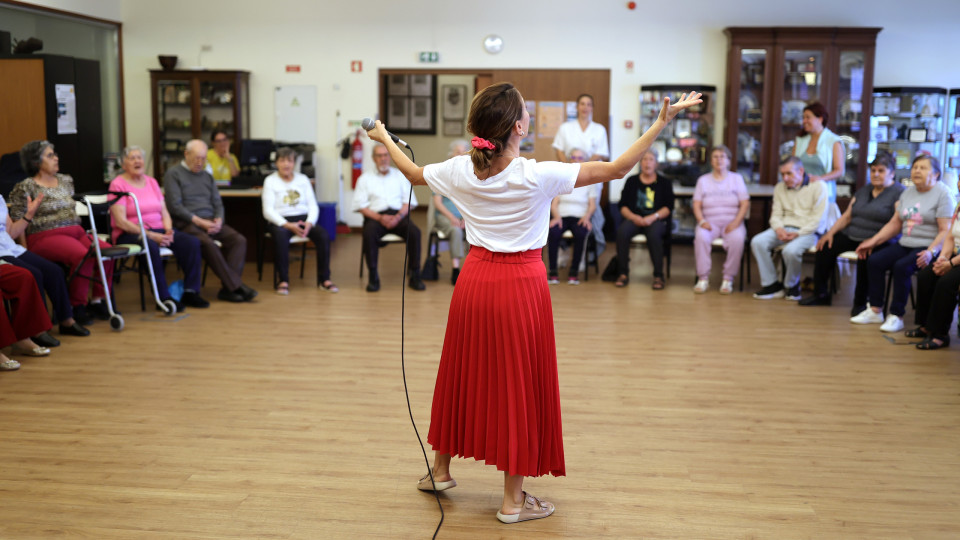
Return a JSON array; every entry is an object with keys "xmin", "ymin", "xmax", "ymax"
[{"xmin": 351, "ymin": 130, "xmax": 364, "ymax": 189}]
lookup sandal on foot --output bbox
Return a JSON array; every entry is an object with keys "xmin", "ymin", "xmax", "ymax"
[
  {"xmin": 905, "ymin": 327, "xmax": 928, "ymax": 338},
  {"xmin": 496, "ymin": 491, "xmax": 555, "ymax": 524},
  {"xmin": 614, "ymin": 275, "xmax": 629, "ymax": 288},
  {"xmin": 319, "ymin": 281, "xmax": 339, "ymax": 293},
  {"xmin": 417, "ymin": 473, "xmax": 456, "ymax": 492},
  {"xmin": 652, "ymin": 277, "xmax": 666, "ymax": 290},
  {"xmin": 1, "ymin": 358, "xmax": 21, "ymax": 371},
  {"xmin": 917, "ymin": 335, "xmax": 950, "ymax": 350},
  {"xmin": 276, "ymin": 284, "xmax": 290, "ymax": 296}
]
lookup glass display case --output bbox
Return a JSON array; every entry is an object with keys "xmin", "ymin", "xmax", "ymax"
[
  {"xmin": 640, "ymin": 84, "xmax": 716, "ymax": 239},
  {"xmin": 724, "ymin": 27, "xmax": 880, "ymax": 196},
  {"xmin": 943, "ymin": 89, "xmax": 960, "ymax": 195},
  {"xmin": 868, "ymin": 87, "xmax": 946, "ymax": 185},
  {"xmin": 149, "ymin": 70, "xmax": 249, "ymax": 180}
]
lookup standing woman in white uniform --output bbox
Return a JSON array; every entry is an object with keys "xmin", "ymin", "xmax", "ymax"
[
  {"xmin": 552, "ymin": 93, "xmax": 610, "ymax": 163},
  {"xmin": 792, "ymin": 102, "xmax": 845, "ymax": 202}
]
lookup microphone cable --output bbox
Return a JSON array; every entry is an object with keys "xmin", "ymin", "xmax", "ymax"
[{"xmin": 394, "ymin": 145, "xmax": 444, "ymax": 539}]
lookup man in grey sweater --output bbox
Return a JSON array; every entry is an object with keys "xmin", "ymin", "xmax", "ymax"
[
  {"xmin": 750, "ymin": 156, "xmax": 829, "ymax": 300},
  {"xmin": 165, "ymin": 140, "xmax": 256, "ymax": 302}
]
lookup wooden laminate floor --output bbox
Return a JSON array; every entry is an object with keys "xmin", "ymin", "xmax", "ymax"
[{"xmin": 1, "ymin": 222, "xmax": 958, "ymax": 539}]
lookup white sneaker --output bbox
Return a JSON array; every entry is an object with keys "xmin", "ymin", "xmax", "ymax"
[
  {"xmin": 693, "ymin": 279, "xmax": 709, "ymax": 294},
  {"xmin": 880, "ymin": 314, "xmax": 904, "ymax": 333},
  {"xmin": 719, "ymin": 280, "xmax": 734, "ymax": 295},
  {"xmin": 850, "ymin": 308, "xmax": 884, "ymax": 324}
]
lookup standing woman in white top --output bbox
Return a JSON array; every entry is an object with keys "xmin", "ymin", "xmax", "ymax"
[
  {"xmin": 261, "ymin": 147, "xmax": 337, "ymax": 294},
  {"xmin": 792, "ymin": 102, "xmax": 845, "ymax": 202},
  {"xmin": 552, "ymin": 94, "xmax": 610, "ymax": 163},
  {"xmin": 366, "ymin": 82, "xmax": 700, "ymax": 524}
]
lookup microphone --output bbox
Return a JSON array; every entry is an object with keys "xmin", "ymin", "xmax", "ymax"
[{"xmin": 361, "ymin": 117, "xmax": 410, "ymax": 148}]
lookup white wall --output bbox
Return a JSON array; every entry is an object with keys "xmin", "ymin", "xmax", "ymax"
[{"xmin": 25, "ymin": 0, "xmax": 960, "ymax": 225}]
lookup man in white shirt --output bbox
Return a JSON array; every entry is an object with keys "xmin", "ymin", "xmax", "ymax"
[
  {"xmin": 352, "ymin": 144, "xmax": 425, "ymax": 292},
  {"xmin": 750, "ymin": 156, "xmax": 829, "ymax": 301}
]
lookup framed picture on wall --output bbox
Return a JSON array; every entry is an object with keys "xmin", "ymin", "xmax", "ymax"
[
  {"xmin": 442, "ymin": 85, "xmax": 467, "ymax": 120},
  {"xmin": 383, "ymin": 73, "xmax": 437, "ymax": 134},
  {"xmin": 387, "ymin": 97, "xmax": 409, "ymax": 129},
  {"xmin": 409, "ymin": 97, "xmax": 433, "ymax": 130},
  {"xmin": 443, "ymin": 120, "xmax": 463, "ymax": 136},
  {"xmin": 409, "ymin": 74, "xmax": 433, "ymax": 96},
  {"xmin": 388, "ymin": 75, "xmax": 408, "ymax": 96}
]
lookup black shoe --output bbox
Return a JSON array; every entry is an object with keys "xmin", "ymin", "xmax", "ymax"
[
  {"xmin": 366, "ymin": 277, "xmax": 381, "ymax": 292},
  {"xmin": 87, "ymin": 301, "xmax": 113, "ymax": 321},
  {"xmin": 451, "ymin": 268, "xmax": 460, "ymax": 285},
  {"xmin": 181, "ymin": 291, "xmax": 210, "ymax": 308},
  {"xmin": 59, "ymin": 322, "xmax": 91, "ymax": 337},
  {"xmin": 784, "ymin": 284, "xmax": 802, "ymax": 300},
  {"xmin": 752, "ymin": 282, "xmax": 784, "ymax": 300},
  {"xmin": 72, "ymin": 304, "xmax": 93, "ymax": 326},
  {"xmin": 33, "ymin": 332, "xmax": 60, "ymax": 348},
  {"xmin": 217, "ymin": 287, "xmax": 245, "ymax": 303},
  {"xmin": 237, "ymin": 284, "xmax": 258, "ymax": 302},
  {"xmin": 799, "ymin": 293, "xmax": 831, "ymax": 306},
  {"xmin": 408, "ymin": 274, "xmax": 426, "ymax": 291}
]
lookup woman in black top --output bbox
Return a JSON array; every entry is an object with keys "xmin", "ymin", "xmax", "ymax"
[
  {"xmin": 615, "ymin": 150, "xmax": 674, "ymax": 289},
  {"xmin": 799, "ymin": 152, "xmax": 904, "ymax": 314}
]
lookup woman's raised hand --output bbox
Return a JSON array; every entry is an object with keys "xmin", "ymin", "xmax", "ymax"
[
  {"xmin": 365, "ymin": 120, "xmax": 390, "ymax": 145},
  {"xmin": 658, "ymin": 92, "xmax": 703, "ymax": 124}
]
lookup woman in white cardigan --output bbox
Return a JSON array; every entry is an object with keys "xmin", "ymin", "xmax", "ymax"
[{"xmin": 261, "ymin": 147, "xmax": 337, "ymax": 294}]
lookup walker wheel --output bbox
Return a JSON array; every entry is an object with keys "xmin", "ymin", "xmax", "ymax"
[
  {"xmin": 110, "ymin": 314, "xmax": 125, "ymax": 331},
  {"xmin": 162, "ymin": 299, "xmax": 178, "ymax": 316}
]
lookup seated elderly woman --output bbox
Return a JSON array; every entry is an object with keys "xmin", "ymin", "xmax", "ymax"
[
  {"xmin": 0, "ymin": 191, "xmax": 89, "ymax": 344},
  {"xmin": 799, "ymin": 152, "xmax": 904, "ymax": 313},
  {"xmin": 109, "ymin": 146, "xmax": 208, "ymax": 311},
  {"xmin": 261, "ymin": 147, "xmax": 336, "ymax": 295},
  {"xmin": 0, "ymin": 263, "xmax": 55, "ymax": 371},
  {"xmin": 692, "ymin": 144, "xmax": 749, "ymax": 294},
  {"xmin": 546, "ymin": 148, "xmax": 596, "ymax": 285},
  {"xmin": 853, "ymin": 155, "xmax": 954, "ymax": 333},
  {"xmin": 615, "ymin": 149, "xmax": 674, "ymax": 289},
  {"xmin": 9, "ymin": 140, "xmax": 114, "ymax": 323},
  {"xmin": 909, "ymin": 174, "xmax": 960, "ymax": 350}
]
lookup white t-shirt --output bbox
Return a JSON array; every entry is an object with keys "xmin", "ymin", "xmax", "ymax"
[
  {"xmin": 423, "ymin": 155, "xmax": 579, "ymax": 252},
  {"xmin": 556, "ymin": 185, "xmax": 597, "ymax": 218},
  {"xmin": 551, "ymin": 120, "xmax": 610, "ymax": 160},
  {"xmin": 261, "ymin": 172, "xmax": 318, "ymax": 226},
  {"xmin": 351, "ymin": 167, "xmax": 418, "ymax": 213}
]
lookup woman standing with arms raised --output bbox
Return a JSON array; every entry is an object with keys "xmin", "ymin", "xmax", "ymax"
[{"xmin": 366, "ymin": 83, "xmax": 700, "ymax": 524}]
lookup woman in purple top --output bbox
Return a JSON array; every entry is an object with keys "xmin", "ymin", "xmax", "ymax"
[{"xmin": 691, "ymin": 145, "xmax": 750, "ymax": 294}]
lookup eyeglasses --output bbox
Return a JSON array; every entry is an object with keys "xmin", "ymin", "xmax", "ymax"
[
  {"xmin": 213, "ymin": 138, "xmax": 228, "ymax": 143},
  {"xmin": 43, "ymin": 152, "xmax": 58, "ymax": 159}
]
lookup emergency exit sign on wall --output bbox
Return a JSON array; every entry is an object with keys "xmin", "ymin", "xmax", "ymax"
[{"xmin": 418, "ymin": 51, "xmax": 440, "ymax": 63}]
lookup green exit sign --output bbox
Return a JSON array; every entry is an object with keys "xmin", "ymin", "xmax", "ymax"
[{"xmin": 419, "ymin": 51, "xmax": 440, "ymax": 63}]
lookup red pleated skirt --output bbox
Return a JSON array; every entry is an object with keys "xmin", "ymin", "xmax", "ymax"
[{"xmin": 427, "ymin": 246, "xmax": 565, "ymax": 477}]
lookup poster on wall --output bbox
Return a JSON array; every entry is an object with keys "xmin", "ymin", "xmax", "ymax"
[
  {"xmin": 520, "ymin": 100, "xmax": 536, "ymax": 153},
  {"xmin": 55, "ymin": 84, "xmax": 77, "ymax": 135},
  {"xmin": 537, "ymin": 101, "xmax": 565, "ymax": 139}
]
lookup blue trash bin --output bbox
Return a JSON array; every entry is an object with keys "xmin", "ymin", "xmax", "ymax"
[{"xmin": 317, "ymin": 202, "xmax": 337, "ymax": 241}]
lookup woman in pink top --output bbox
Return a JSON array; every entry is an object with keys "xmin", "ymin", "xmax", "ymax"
[
  {"xmin": 692, "ymin": 145, "xmax": 750, "ymax": 294},
  {"xmin": 109, "ymin": 146, "xmax": 208, "ymax": 310}
]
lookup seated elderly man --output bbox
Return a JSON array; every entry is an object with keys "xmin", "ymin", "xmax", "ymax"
[
  {"xmin": 353, "ymin": 144, "xmax": 425, "ymax": 293},
  {"xmin": 164, "ymin": 139, "xmax": 256, "ymax": 303},
  {"xmin": 751, "ymin": 156, "xmax": 829, "ymax": 300},
  {"xmin": 546, "ymin": 148, "xmax": 596, "ymax": 285}
]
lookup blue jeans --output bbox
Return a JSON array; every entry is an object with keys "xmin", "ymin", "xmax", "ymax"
[{"xmin": 750, "ymin": 227, "xmax": 818, "ymax": 288}]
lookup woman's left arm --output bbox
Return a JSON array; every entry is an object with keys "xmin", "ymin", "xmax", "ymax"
[{"xmin": 813, "ymin": 141, "xmax": 845, "ymax": 183}]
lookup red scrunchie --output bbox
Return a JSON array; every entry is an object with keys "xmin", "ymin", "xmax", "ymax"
[{"xmin": 471, "ymin": 137, "xmax": 496, "ymax": 150}]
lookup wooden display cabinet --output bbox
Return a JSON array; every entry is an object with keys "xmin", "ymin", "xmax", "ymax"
[
  {"xmin": 149, "ymin": 69, "xmax": 249, "ymax": 180},
  {"xmin": 723, "ymin": 27, "xmax": 880, "ymax": 198}
]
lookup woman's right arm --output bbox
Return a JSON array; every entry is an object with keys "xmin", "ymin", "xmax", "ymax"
[
  {"xmin": 365, "ymin": 122, "xmax": 426, "ymax": 185},
  {"xmin": 859, "ymin": 209, "xmax": 902, "ymax": 252},
  {"xmin": 575, "ymin": 93, "xmax": 701, "ymax": 188}
]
